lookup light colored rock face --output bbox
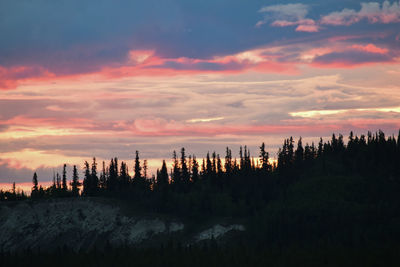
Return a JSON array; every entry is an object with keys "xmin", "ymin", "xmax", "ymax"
[
  {"xmin": 195, "ymin": 224, "xmax": 245, "ymax": 242},
  {"xmin": 0, "ymin": 199, "xmax": 184, "ymax": 252}
]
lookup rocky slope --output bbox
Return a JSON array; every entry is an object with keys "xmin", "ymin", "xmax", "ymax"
[{"xmin": 0, "ymin": 198, "xmax": 245, "ymax": 252}]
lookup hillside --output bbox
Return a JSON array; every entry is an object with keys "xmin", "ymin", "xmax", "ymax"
[{"xmin": 0, "ymin": 198, "xmax": 245, "ymax": 253}]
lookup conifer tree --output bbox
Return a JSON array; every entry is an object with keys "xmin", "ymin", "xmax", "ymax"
[
  {"xmin": 32, "ymin": 172, "xmax": 38, "ymax": 197},
  {"xmin": 172, "ymin": 150, "xmax": 180, "ymax": 185},
  {"xmin": 211, "ymin": 152, "xmax": 217, "ymax": 175},
  {"xmin": 62, "ymin": 164, "xmax": 67, "ymax": 191},
  {"xmin": 120, "ymin": 161, "xmax": 130, "ymax": 186},
  {"xmin": 91, "ymin": 157, "xmax": 99, "ymax": 193},
  {"xmin": 71, "ymin": 165, "xmax": 81, "ymax": 196},
  {"xmin": 192, "ymin": 155, "xmax": 199, "ymax": 183},
  {"xmin": 157, "ymin": 160, "xmax": 169, "ymax": 189},
  {"xmin": 295, "ymin": 137, "xmax": 304, "ymax": 165},
  {"xmin": 82, "ymin": 161, "xmax": 91, "ymax": 196},
  {"xmin": 99, "ymin": 161, "xmax": 106, "ymax": 189},
  {"xmin": 181, "ymin": 148, "xmax": 189, "ymax": 185},
  {"xmin": 288, "ymin": 137, "xmax": 294, "ymax": 163},
  {"xmin": 134, "ymin": 151, "xmax": 142, "ymax": 180},
  {"xmin": 108, "ymin": 158, "xmax": 117, "ymax": 191},
  {"xmin": 217, "ymin": 154, "xmax": 222, "ymax": 174},
  {"xmin": 12, "ymin": 182, "xmax": 16, "ymax": 195},
  {"xmin": 56, "ymin": 173, "xmax": 61, "ymax": 189},
  {"xmin": 143, "ymin": 159, "xmax": 148, "ymax": 179},
  {"xmin": 259, "ymin": 142, "xmax": 270, "ymax": 173},
  {"xmin": 225, "ymin": 147, "xmax": 232, "ymax": 175},
  {"xmin": 318, "ymin": 138, "xmax": 323, "ymax": 157},
  {"xmin": 52, "ymin": 171, "xmax": 56, "ymax": 189},
  {"xmin": 206, "ymin": 152, "xmax": 212, "ymax": 177}
]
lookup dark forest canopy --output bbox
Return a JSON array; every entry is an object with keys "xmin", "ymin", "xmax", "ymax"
[{"xmin": 2, "ymin": 130, "xmax": 400, "ymax": 217}]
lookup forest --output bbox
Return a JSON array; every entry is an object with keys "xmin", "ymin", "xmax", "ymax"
[{"xmin": 1, "ymin": 130, "xmax": 400, "ymax": 266}]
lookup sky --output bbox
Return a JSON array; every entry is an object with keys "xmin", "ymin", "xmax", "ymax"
[{"xmin": 1, "ymin": 0, "xmax": 400, "ymax": 188}]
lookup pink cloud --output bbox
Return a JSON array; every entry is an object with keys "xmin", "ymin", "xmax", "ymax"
[
  {"xmin": 351, "ymin": 43, "xmax": 389, "ymax": 54},
  {"xmin": 0, "ymin": 39, "xmax": 396, "ymax": 91},
  {"xmin": 0, "ymin": 49, "xmax": 302, "ymax": 90},
  {"xmin": 295, "ymin": 24, "xmax": 320, "ymax": 32},
  {"xmin": 270, "ymin": 18, "xmax": 319, "ymax": 32},
  {"xmin": 309, "ymin": 41, "xmax": 395, "ymax": 67},
  {"xmin": 0, "ymin": 66, "xmax": 54, "ymax": 90}
]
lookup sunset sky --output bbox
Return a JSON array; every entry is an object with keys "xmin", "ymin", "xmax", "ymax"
[{"xmin": 1, "ymin": 0, "xmax": 400, "ymax": 188}]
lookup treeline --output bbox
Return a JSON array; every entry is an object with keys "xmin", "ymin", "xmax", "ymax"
[
  {"xmin": 1, "ymin": 130, "xmax": 400, "ymax": 217},
  {"xmin": 0, "ymin": 182, "xmax": 27, "ymax": 201}
]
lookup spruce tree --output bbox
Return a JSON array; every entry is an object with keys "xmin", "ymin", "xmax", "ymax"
[
  {"xmin": 120, "ymin": 161, "xmax": 130, "ymax": 186},
  {"xmin": 206, "ymin": 152, "xmax": 212, "ymax": 177},
  {"xmin": 192, "ymin": 156, "xmax": 199, "ymax": 183},
  {"xmin": 143, "ymin": 159, "xmax": 148, "ymax": 179},
  {"xmin": 225, "ymin": 147, "xmax": 232, "ymax": 175},
  {"xmin": 99, "ymin": 161, "xmax": 106, "ymax": 189},
  {"xmin": 180, "ymin": 148, "xmax": 189, "ymax": 185},
  {"xmin": 32, "ymin": 172, "xmax": 39, "ymax": 197},
  {"xmin": 82, "ymin": 161, "xmax": 91, "ymax": 196},
  {"xmin": 91, "ymin": 157, "xmax": 99, "ymax": 193},
  {"xmin": 157, "ymin": 160, "xmax": 169, "ymax": 189},
  {"xmin": 259, "ymin": 142, "xmax": 270, "ymax": 173},
  {"xmin": 134, "ymin": 151, "xmax": 142, "ymax": 180},
  {"xmin": 295, "ymin": 137, "xmax": 304, "ymax": 165},
  {"xmin": 71, "ymin": 165, "xmax": 81, "ymax": 196},
  {"xmin": 62, "ymin": 164, "xmax": 67, "ymax": 191},
  {"xmin": 318, "ymin": 138, "xmax": 323, "ymax": 157},
  {"xmin": 172, "ymin": 150, "xmax": 180, "ymax": 185},
  {"xmin": 56, "ymin": 173, "xmax": 61, "ymax": 189}
]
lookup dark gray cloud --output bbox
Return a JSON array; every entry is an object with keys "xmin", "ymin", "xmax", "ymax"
[{"xmin": 313, "ymin": 51, "xmax": 393, "ymax": 64}]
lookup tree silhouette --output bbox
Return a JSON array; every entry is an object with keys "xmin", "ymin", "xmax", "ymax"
[
  {"xmin": 191, "ymin": 155, "xmax": 199, "ymax": 183},
  {"xmin": 259, "ymin": 142, "xmax": 270, "ymax": 174},
  {"xmin": 82, "ymin": 161, "xmax": 91, "ymax": 196},
  {"xmin": 143, "ymin": 159, "xmax": 148, "ymax": 179},
  {"xmin": 62, "ymin": 164, "xmax": 67, "ymax": 191},
  {"xmin": 172, "ymin": 150, "xmax": 180, "ymax": 187},
  {"xmin": 71, "ymin": 165, "xmax": 81, "ymax": 196},
  {"xmin": 180, "ymin": 148, "xmax": 189, "ymax": 189},
  {"xmin": 32, "ymin": 172, "xmax": 39, "ymax": 197},
  {"xmin": 134, "ymin": 151, "xmax": 142, "ymax": 181}
]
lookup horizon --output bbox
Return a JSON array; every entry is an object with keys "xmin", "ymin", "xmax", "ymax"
[{"xmin": 1, "ymin": 130, "xmax": 398, "ymax": 193}]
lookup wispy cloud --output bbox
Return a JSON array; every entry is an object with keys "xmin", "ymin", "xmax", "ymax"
[
  {"xmin": 258, "ymin": 1, "xmax": 400, "ymax": 32},
  {"xmin": 256, "ymin": 3, "xmax": 319, "ymax": 32},
  {"xmin": 321, "ymin": 0, "xmax": 400, "ymax": 26}
]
